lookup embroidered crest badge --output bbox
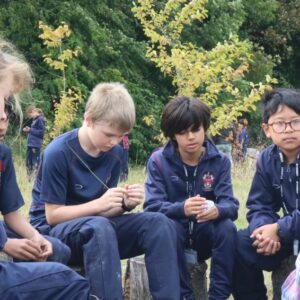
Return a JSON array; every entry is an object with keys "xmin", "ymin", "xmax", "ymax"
[{"xmin": 202, "ymin": 171, "xmax": 214, "ymax": 191}]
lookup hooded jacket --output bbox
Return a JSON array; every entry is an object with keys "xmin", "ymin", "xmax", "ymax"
[{"xmin": 144, "ymin": 139, "xmax": 239, "ymax": 224}]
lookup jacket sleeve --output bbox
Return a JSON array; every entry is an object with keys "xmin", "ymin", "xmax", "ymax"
[
  {"xmin": 144, "ymin": 155, "xmax": 186, "ymax": 219},
  {"xmin": 277, "ymin": 210, "xmax": 300, "ymax": 242},
  {"xmin": 30, "ymin": 118, "xmax": 45, "ymax": 139},
  {"xmin": 214, "ymin": 156, "xmax": 239, "ymax": 220},
  {"xmin": 0, "ymin": 222, "xmax": 7, "ymax": 251},
  {"xmin": 247, "ymin": 157, "xmax": 281, "ymax": 234}
]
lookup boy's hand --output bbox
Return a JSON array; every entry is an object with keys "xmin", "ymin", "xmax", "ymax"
[
  {"xmin": 196, "ymin": 206, "xmax": 219, "ymax": 223},
  {"xmin": 184, "ymin": 195, "xmax": 207, "ymax": 217},
  {"xmin": 124, "ymin": 184, "xmax": 144, "ymax": 210},
  {"xmin": 251, "ymin": 224, "xmax": 281, "ymax": 255},
  {"xmin": 97, "ymin": 187, "xmax": 125, "ymax": 212},
  {"xmin": 31, "ymin": 233, "xmax": 53, "ymax": 261},
  {"xmin": 3, "ymin": 238, "xmax": 43, "ymax": 261}
]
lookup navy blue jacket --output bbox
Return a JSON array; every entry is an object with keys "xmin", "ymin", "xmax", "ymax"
[
  {"xmin": 144, "ymin": 139, "xmax": 239, "ymax": 224},
  {"xmin": 247, "ymin": 144, "xmax": 300, "ymax": 242},
  {"xmin": 27, "ymin": 115, "xmax": 45, "ymax": 148}
]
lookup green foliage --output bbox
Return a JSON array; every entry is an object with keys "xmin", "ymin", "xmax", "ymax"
[
  {"xmin": 38, "ymin": 21, "xmax": 83, "ymax": 142},
  {"xmin": 133, "ymin": 0, "xmax": 276, "ymax": 135},
  {"xmin": 0, "ymin": 0, "xmax": 174, "ymax": 163},
  {"xmin": 1, "ymin": 0, "xmax": 298, "ymax": 161}
]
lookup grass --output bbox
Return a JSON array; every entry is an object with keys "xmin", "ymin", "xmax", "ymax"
[{"xmin": 12, "ymin": 153, "xmax": 273, "ymax": 297}]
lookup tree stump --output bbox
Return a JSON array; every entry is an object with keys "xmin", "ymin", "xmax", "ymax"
[
  {"xmin": 123, "ymin": 255, "xmax": 208, "ymax": 300},
  {"xmin": 271, "ymin": 255, "xmax": 296, "ymax": 300},
  {"xmin": 124, "ymin": 256, "xmax": 152, "ymax": 300}
]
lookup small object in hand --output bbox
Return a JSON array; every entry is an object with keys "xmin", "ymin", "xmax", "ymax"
[
  {"xmin": 121, "ymin": 195, "xmax": 132, "ymax": 212},
  {"xmin": 206, "ymin": 200, "xmax": 215, "ymax": 210}
]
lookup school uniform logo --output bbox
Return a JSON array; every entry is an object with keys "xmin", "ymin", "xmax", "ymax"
[{"xmin": 202, "ymin": 171, "xmax": 214, "ymax": 191}]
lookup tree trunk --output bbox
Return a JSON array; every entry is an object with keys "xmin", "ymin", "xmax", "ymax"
[{"xmin": 124, "ymin": 256, "xmax": 208, "ymax": 300}]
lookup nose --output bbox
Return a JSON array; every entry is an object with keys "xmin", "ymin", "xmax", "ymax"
[
  {"xmin": 0, "ymin": 108, "xmax": 8, "ymax": 122},
  {"xmin": 284, "ymin": 122, "xmax": 293, "ymax": 132},
  {"xmin": 0, "ymin": 98, "xmax": 7, "ymax": 122},
  {"xmin": 0, "ymin": 111, "xmax": 7, "ymax": 122},
  {"xmin": 187, "ymin": 131, "xmax": 195, "ymax": 139}
]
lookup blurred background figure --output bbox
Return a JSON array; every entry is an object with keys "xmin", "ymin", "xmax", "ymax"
[
  {"xmin": 23, "ymin": 105, "xmax": 45, "ymax": 180},
  {"xmin": 119, "ymin": 133, "xmax": 129, "ymax": 182},
  {"xmin": 232, "ymin": 119, "xmax": 249, "ymax": 163},
  {"xmin": 212, "ymin": 123, "xmax": 235, "ymax": 164}
]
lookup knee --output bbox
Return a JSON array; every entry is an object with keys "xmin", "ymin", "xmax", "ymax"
[
  {"xmin": 142, "ymin": 212, "xmax": 177, "ymax": 237},
  {"xmin": 79, "ymin": 216, "xmax": 115, "ymax": 241},
  {"xmin": 47, "ymin": 237, "xmax": 71, "ymax": 264},
  {"xmin": 215, "ymin": 219, "xmax": 237, "ymax": 239}
]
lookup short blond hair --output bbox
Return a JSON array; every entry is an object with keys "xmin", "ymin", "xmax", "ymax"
[{"xmin": 85, "ymin": 82, "xmax": 136, "ymax": 132}]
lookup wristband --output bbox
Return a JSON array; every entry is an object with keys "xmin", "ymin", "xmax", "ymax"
[{"xmin": 121, "ymin": 197, "xmax": 132, "ymax": 212}]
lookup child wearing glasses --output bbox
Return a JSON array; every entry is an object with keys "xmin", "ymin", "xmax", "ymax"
[
  {"xmin": 233, "ymin": 88, "xmax": 300, "ymax": 300},
  {"xmin": 29, "ymin": 82, "xmax": 181, "ymax": 299},
  {"xmin": 144, "ymin": 96, "xmax": 239, "ymax": 300}
]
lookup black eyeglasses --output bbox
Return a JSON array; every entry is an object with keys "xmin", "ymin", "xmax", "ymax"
[{"xmin": 268, "ymin": 119, "xmax": 300, "ymax": 133}]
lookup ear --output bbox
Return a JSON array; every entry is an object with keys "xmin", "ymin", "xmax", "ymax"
[
  {"xmin": 261, "ymin": 123, "xmax": 271, "ymax": 138},
  {"xmin": 84, "ymin": 113, "xmax": 94, "ymax": 127}
]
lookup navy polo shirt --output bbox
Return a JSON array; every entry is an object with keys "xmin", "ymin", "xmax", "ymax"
[{"xmin": 30, "ymin": 129, "xmax": 123, "ymax": 227}]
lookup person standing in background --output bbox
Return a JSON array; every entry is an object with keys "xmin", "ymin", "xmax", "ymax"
[
  {"xmin": 212, "ymin": 124, "xmax": 235, "ymax": 165},
  {"xmin": 238, "ymin": 118, "xmax": 249, "ymax": 161},
  {"xmin": 23, "ymin": 105, "xmax": 45, "ymax": 179},
  {"xmin": 119, "ymin": 133, "xmax": 129, "ymax": 182}
]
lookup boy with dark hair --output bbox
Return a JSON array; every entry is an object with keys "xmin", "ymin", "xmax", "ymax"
[
  {"xmin": 29, "ymin": 82, "xmax": 181, "ymax": 300},
  {"xmin": 233, "ymin": 88, "xmax": 300, "ymax": 300},
  {"xmin": 145, "ymin": 96, "xmax": 239, "ymax": 300}
]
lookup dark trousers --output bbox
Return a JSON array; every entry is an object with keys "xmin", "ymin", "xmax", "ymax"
[
  {"xmin": 232, "ymin": 228, "xmax": 293, "ymax": 300},
  {"xmin": 0, "ymin": 261, "xmax": 90, "ymax": 300},
  {"xmin": 174, "ymin": 218, "xmax": 237, "ymax": 300},
  {"xmin": 26, "ymin": 146, "xmax": 41, "ymax": 177},
  {"xmin": 49, "ymin": 212, "xmax": 181, "ymax": 300},
  {"xmin": 2, "ymin": 221, "xmax": 71, "ymax": 264}
]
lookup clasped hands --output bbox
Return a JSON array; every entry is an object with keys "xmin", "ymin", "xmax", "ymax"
[
  {"xmin": 4, "ymin": 232, "xmax": 52, "ymax": 262},
  {"xmin": 250, "ymin": 223, "xmax": 281, "ymax": 256},
  {"xmin": 184, "ymin": 194, "xmax": 219, "ymax": 222},
  {"xmin": 101, "ymin": 184, "xmax": 144, "ymax": 211}
]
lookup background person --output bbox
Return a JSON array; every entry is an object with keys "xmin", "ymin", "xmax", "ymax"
[{"xmin": 23, "ymin": 105, "xmax": 45, "ymax": 179}]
